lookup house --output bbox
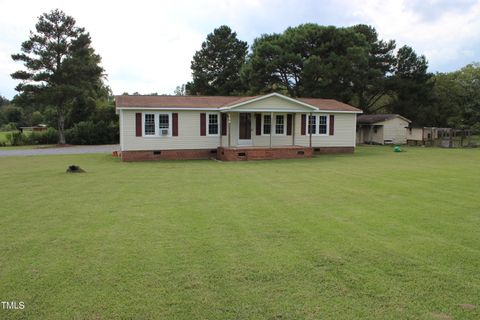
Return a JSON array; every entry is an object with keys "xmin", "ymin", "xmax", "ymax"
[
  {"xmin": 116, "ymin": 92, "xmax": 362, "ymax": 161},
  {"xmin": 356, "ymin": 114, "xmax": 411, "ymax": 145}
]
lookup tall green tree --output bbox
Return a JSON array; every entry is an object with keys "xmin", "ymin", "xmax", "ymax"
[
  {"xmin": 242, "ymin": 23, "xmax": 395, "ymax": 105},
  {"xmin": 388, "ymin": 45, "xmax": 433, "ymax": 124},
  {"xmin": 348, "ymin": 25, "xmax": 396, "ymax": 113},
  {"xmin": 0, "ymin": 95, "xmax": 9, "ymax": 106},
  {"xmin": 186, "ymin": 26, "xmax": 248, "ymax": 96},
  {"xmin": 11, "ymin": 9, "xmax": 105, "ymax": 144},
  {"xmin": 431, "ymin": 63, "xmax": 480, "ymax": 129}
]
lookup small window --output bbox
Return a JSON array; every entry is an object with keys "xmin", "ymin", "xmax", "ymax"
[
  {"xmin": 308, "ymin": 115, "xmax": 316, "ymax": 134},
  {"xmin": 208, "ymin": 114, "xmax": 219, "ymax": 135},
  {"xmin": 159, "ymin": 114, "xmax": 169, "ymax": 129},
  {"xmin": 144, "ymin": 114, "xmax": 155, "ymax": 135},
  {"xmin": 263, "ymin": 115, "xmax": 271, "ymax": 135},
  {"xmin": 318, "ymin": 115, "xmax": 327, "ymax": 134},
  {"xmin": 275, "ymin": 115, "xmax": 285, "ymax": 134}
]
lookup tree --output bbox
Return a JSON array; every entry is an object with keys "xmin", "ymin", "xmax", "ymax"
[
  {"xmin": 431, "ymin": 63, "xmax": 480, "ymax": 129},
  {"xmin": 243, "ymin": 24, "xmax": 382, "ymax": 102},
  {"xmin": 174, "ymin": 84, "xmax": 186, "ymax": 96},
  {"xmin": 0, "ymin": 95, "xmax": 9, "ymax": 106},
  {"xmin": 348, "ymin": 25, "xmax": 396, "ymax": 114},
  {"xmin": 388, "ymin": 46, "xmax": 433, "ymax": 125},
  {"xmin": 186, "ymin": 25, "xmax": 248, "ymax": 96},
  {"xmin": 11, "ymin": 9, "xmax": 105, "ymax": 144}
]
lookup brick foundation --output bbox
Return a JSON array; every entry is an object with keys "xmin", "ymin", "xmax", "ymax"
[
  {"xmin": 312, "ymin": 146, "xmax": 355, "ymax": 154},
  {"xmin": 121, "ymin": 146, "xmax": 355, "ymax": 161},
  {"xmin": 217, "ymin": 146, "xmax": 313, "ymax": 161},
  {"xmin": 121, "ymin": 149, "xmax": 217, "ymax": 161}
]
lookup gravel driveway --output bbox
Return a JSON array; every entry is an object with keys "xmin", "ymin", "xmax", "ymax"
[{"xmin": 0, "ymin": 144, "xmax": 119, "ymax": 157}]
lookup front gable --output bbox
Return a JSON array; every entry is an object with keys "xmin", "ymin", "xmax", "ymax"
[{"xmin": 221, "ymin": 93, "xmax": 318, "ymax": 112}]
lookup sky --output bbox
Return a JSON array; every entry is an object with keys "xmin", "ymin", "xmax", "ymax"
[{"xmin": 0, "ymin": 0, "xmax": 479, "ymax": 99}]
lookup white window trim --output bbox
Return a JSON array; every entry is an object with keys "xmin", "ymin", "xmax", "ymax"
[
  {"xmin": 305, "ymin": 114, "xmax": 330, "ymax": 136},
  {"xmin": 274, "ymin": 113, "xmax": 287, "ymax": 136},
  {"xmin": 206, "ymin": 112, "xmax": 220, "ymax": 136},
  {"xmin": 142, "ymin": 112, "xmax": 172, "ymax": 137},
  {"xmin": 261, "ymin": 113, "xmax": 271, "ymax": 135},
  {"xmin": 261, "ymin": 113, "xmax": 287, "ymax": 136}
]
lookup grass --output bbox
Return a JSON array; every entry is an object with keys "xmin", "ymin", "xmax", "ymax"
[
  {"xmin": 0, "ymin": 146, "xmax": 479, "ymax": 319},
  {"xmin": 0, "ymin": 130, "xmax": 10, "ymax": 144}
]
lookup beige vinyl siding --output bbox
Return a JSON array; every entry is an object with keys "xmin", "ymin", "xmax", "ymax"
[
  {"xmin": 121, "ymin": 110, "xmax": 221, "ymax": 151},
  {"xmin": 294, "ymin": 113, "xmax": 356, "ymax": 147},
  {"xmin": 378, "ymin": 118, "xmax": 409, "ymax": 144},
  {"xmin": 230, "ymin": 96, "xmax": 315, "ymax": 112}
]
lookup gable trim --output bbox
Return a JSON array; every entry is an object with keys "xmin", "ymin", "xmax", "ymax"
[{"xmin": 219, "ymin": 92, "xmax": 319, "ymax": 111}]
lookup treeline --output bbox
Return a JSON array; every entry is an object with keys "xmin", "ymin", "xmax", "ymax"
[
  {"xmin": 3, "ymin": 9, "xmax": 118, "ymax": 145},
  {"xmin": 183, "ymin": 25, "xmax": 480, "ymax": 129}
]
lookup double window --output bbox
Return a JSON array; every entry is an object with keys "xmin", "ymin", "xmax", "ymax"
[
  {"xmin": 207, "ymin": 113, "xmax": 219, "ymax": 136},
  {"xmin": 143, "ymin": 113, "xmax": 171, "ymax": 136},
  {"xmin": 262, "ymin": 114, "xmax": 286, "ymax": 135},
  {"xmin": 307, "ymin": 115, "xmax": 329, "ymax": 135}
]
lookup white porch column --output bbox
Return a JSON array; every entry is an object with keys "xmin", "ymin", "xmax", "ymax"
[
  {"xmin": 292, "ymin": 113, "xmax": 296, "ymax": 146},
  {"xmin": 309, "ymin": 112, "xmax": 312, "ymax": 148},
  {"xmin": 270, "ymin": 112, "xmax": 273, "ymax": 148},
  {"xmin": 228, "ymin": 113, "xmax": 231, "ymax": 148}
]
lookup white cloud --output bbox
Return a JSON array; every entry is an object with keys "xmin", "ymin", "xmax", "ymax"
[
  {"xmin": 341, "ymin": 0, "xmax": 480, "ymax": 70},
  {"xmin": 1, "ymin": 0, "xmax": 479, "ymax": 99}
]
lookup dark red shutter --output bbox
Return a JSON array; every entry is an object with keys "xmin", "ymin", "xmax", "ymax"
[
  {"xmin": 329, "ymin": 115, "xmax": 335, "ymax": 135},
  {"xmin": 256, "ymin": 114, "xmax": 262, "ymax": 135},
  {"xmin": 172, "ymin": 113, "xmax": 178, "ymax": 136},
  {"xmin": 287, "ymin": 114, "xmax": 293, "ymax": 136},
  {"xmin": 200, "ymin": 113, "xmax": 206, "ymax": 136},
  {"xmin": 135, "ymin": 113, "xmax": 142, "ymax": 136},
  {"xmin": 301, "ymin": 114, "xmax": 306, "ymax": 135},
  {"xmin": 221, "ymin": 114, "xmax": 227, "ymax": 136}
]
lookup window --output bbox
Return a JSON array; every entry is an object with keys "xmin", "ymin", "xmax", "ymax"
[
  {"xmin": 208, "ymin": 113, "xmax": 219, "ymax": 135},
  {"xmin": 144, "ymin": 114, "xmax": 155, "ymax": 135},
  {"xmin": 263, "ymin": 115, "xmax": 271, "ymax": 134},
  {"xmin": 318, "ymin": 116, "xmax": 327, "ymax": 134},
  {"xmin": 275, "ymin": 115, "xmax": 285, "ymax": 134},
  {"xmin": 143, "ymin": 112, "xmax": 171, "ymax": 136},
  {"xmin": 305, "ymin": 115, "xmax": 329, "ymax": 135},
  {"xmin": 158, "ymin": 114, "xmax": 170, "ymax": 135},
  {"xmin": 308, "ymin": 115, "xmax": 316, "ymax": 134},
  {"xmin": 159, "ymin": 114, "xmax": 169, "ymax": 129}
]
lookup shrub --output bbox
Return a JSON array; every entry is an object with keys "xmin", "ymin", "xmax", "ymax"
[
  {"xmin": 65, "ymin": 120, "xmax": 119, "ymax": 145},
  {"xmin": 6, "ymin": 131, "xmax": 27, "ymax": 146},
  {"xmin": 29, "ymin": 128, "xmax": 59, "ymax": 145},
  {"xmin": 2, "ymin": 122, "xmax": 18, "ymax": 131}
]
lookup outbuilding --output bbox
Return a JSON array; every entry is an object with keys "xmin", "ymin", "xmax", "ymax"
[{"xmin": 356, "ymin": 114, "xmax": 411, "ymax": 145}]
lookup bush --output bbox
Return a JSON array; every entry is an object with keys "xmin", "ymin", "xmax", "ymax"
[
  {"xmin": 2, "ymin": 122, "xmax": 18, "ymax": 131},
  {"xmin": 65, "ymin": 120, "xmax": 119, "ymax": 145},
  {"xmin": 6, "ymin": 131, "xmax": 27, "ymax": 146},
  {"xmin": 30, "ymin": 127, "xmax": 59, "ymax": 144}
]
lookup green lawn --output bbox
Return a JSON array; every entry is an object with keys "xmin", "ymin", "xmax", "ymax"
[{"xmin": 0, "ymin": 147, "xmax": 479, "ymax": 319}]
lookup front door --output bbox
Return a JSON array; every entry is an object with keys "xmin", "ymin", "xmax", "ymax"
[{"xmin": 238, "ymin": 113, "xmax": 252, "ymax": 145}]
